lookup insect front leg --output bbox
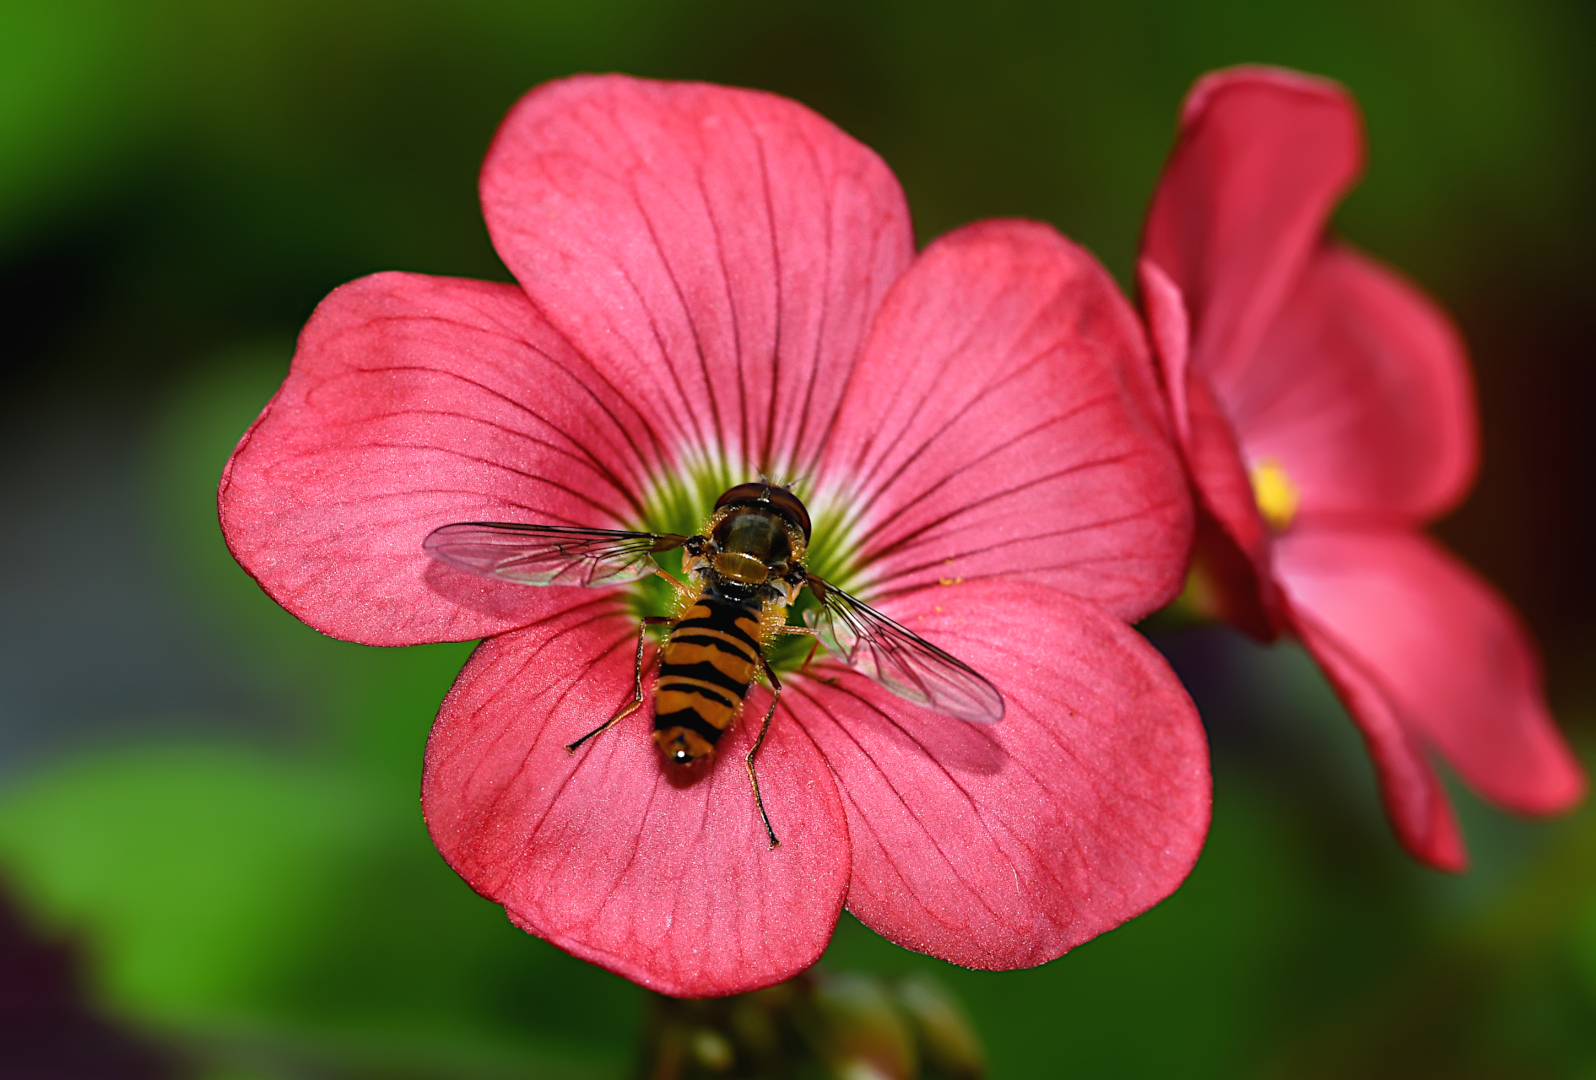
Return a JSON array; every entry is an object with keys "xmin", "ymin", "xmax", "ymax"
[
  {"xmin": 747, "ymin": 657, "xmax": 785, "ymax": 848},
  {"xmin": 650, "ymin": 567, "xmax": 698, "ymax": 605},
  {"xmin": 566, "ymin": 615, "xmax": 672, "ymax": 753}
]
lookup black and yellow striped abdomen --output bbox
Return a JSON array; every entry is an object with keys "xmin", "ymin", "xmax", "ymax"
[{"xmin": 653, "ymin": 594, "xmax": 765, "ymax": 761}]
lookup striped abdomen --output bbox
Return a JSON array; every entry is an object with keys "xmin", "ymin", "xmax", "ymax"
[{"xmin": 653, "ymin": 595, "xmax": 764, "ymax": 762}]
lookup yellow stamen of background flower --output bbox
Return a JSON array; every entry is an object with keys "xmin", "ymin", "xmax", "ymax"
[{"xmin": 1249, "ymin": 458, "xmax": 1300, "ymax": 532}]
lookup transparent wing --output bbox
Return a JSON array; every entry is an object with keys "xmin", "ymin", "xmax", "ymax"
[
  {"xmin": 803, "ymin": 577, "xmax": 1005, "ymax": 723},
  {"xmin": 423, "ymin": 522, "xmax": 689, "ymax": 587}
]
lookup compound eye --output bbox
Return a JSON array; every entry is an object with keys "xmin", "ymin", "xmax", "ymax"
[
  {"xmin": 764, "ymin": 489, "xmax": 812, "ymax": 541},
  {"xmin": 714, "ymin": 482, "xmax": 771, "ymax": 511},
  {"xmin": 711, "ymin": 482, "xmax": 812, "ymax": 542}
]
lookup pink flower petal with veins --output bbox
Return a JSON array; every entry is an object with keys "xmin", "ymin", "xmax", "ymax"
[
  {"xmin": 422, "ymin": 596, "xmax": 849, "ymax": 998},
  {"xmin": 790, "ymin": 581, "xmax": 1209, "ymax": 969},
  {"xmin": 481, "ymin": 75, "xmax": 915, "ymax": 475},
  {"xmin": 827, "ymin": 221, "xmax": 1191, "ymax": 622},
  {"xmin": 219, "ymin": 273, "xmax": 657, "ymax": 646}
]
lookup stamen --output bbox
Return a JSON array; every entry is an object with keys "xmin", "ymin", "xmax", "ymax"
[{"xmin": 1249, "ymin": 458, "xmax": 1300, "ymax": 532}]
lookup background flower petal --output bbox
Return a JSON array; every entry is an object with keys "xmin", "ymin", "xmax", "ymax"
[
  {"xmin": 1219, "ymin": 244, "xmax": 1478, "ymax": 523},
  {"xmin": 1142, "ymin": 66, "xmax": 1363, "ymax": 388},
  {"xmin": 219, "ymin": 271, "xmax": 662, "ymax": 646},
  {"xmin": 1137, "ymin": 257, "xmax": 1193, "ymax": 447},
  {"xmin": 1288, "ymin": 612, "xmax": 1467, "ymax": 871},
  {"xmin": 1138, "ymin": 258, "xmax": 1283, "ymax": 638},
  {"xmin": 422, "ymin": 602, "xmax": 850, "ymax": 998},
  {"xmin": 827, "ymin": 221, "xmax": 1192, "ymax": 621},
  {"xmin": 1277, "ymin": 528, "xmax": 1586, "ymax": 817},
  {"xmin": 481, "ymin": 74, "xmax": 915, "ymax": 476},
  {"xmin": 789, "ymin": 580, "xmax": 1210, "ymax": 970}
]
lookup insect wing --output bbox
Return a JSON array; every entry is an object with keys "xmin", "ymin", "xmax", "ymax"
[
  {"xmin": 423, "ymin": 523, "xmax": 687, "ymax": 587},
  {"xmin": 804, "ymin": 581, "xmax": 1005, "ymax": 723}
]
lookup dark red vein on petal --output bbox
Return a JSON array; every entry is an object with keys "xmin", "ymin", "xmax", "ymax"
[
  {"xmin": 788, "ymin": 680, "xmax": 1022, "ymax": 928},
  {"xmin": 862, "ymin": 451, "xmax": 1143, "ymax": 564},
  {"xmin": 334, "ymin": 442, "xmax": 637, "ymax": 522},
  {"xmin": 629, "ymin": 166, "xmax": 726, "ymax": 457}
]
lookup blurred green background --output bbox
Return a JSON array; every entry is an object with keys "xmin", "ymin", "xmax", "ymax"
[{"xmin": 2, "ymin": 1, "xmax": 1594, "ymax": 1077}]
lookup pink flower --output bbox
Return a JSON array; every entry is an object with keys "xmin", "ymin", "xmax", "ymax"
[
  {"xmin": 219, "ymin": 75, "xmax": 1209, "ymax": 996},
  {"xmin": 1137, "ymin": 66, "xmax": 1585, "ymax": 870}
]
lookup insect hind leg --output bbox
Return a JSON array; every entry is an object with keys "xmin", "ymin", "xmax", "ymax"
[
  {"xmin": 566, "ymin": 616, "xmax": 671, "ymax": 753},
  {"xmin": 775, "ymin": 623, "xmax": 822, "ymax": 676},
  {"xmin": 746, "ymin": 658, "xmax": 784, "ymax": 848}
]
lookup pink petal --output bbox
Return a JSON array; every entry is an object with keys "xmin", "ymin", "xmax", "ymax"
[
  {"xmin": 1277, "ymin": 528, "xmax": 1586, "ymax": 818},
  {"xmin": 1137, "ymin": 256, "xmax": 1193, "ymax": 447},
  {"xmin": 1288, "ymin": 611, "xmax": 1467, "ymax": 870},
  {"xmin": 1142, "ymin": 66, "xmax": 1363, "ymax": 389},
  {"xmin": 1138, "ymin": 259, "xmax": 1281, "ymax": 637},
  {"xmin": 1222, "ymin": 244, "xmax": 1478, "ymax": 522},
  {"xmin": 480, "ymin": 75, "xmax": 915, "ymax": 475},
  {"xmin": 789, "ymin": 581, "xmax": 1211, "ymax": 969},
  {"xmin": 219, "ymin": 272, "xmax": 662, "ymax": 646},
  {"xmin": 422, "ymin": 600, "xmax": 850, "ymax": 998},
  {"xmin": 825, "ymin": 221, "xmax": 1192, "ymax": 622}
]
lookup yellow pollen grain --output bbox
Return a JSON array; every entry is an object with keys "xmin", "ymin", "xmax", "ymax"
[{"xmin": 1249, "ymin": 458, "xmax": 1300, "ymax": 531}]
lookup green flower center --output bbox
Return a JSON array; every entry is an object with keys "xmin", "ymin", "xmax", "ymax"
[{"xmin": 624, "ymin": 456, "xmax": 866, "ymax": 674}]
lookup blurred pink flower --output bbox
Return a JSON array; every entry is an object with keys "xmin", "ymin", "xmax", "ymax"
[
  {"xmin": 219, "ymin": 76, "xmax": 1208, "ymax": 995},
  {"xmin": 1138, "ymin": 66, "xmax": 1585, "ymax": 870}
]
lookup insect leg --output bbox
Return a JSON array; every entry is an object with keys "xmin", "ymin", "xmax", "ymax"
[
  {"xmin": 775, "ymin": 624, "xmax": 822, "ymax": 676},
  {"xmin": 566, "ymin": 616, "xmax": 671, "ymax": 753},
  {"xmin": 651, "ymin": 568, "xmax": 698, "ymax": 604},
  {"xmin": 747, "ymin": 658, "xmax": 784, "ymax": 848}
]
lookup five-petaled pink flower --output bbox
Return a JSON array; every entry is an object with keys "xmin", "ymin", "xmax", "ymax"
[
  {"xmin": 1137, "ymin": 66, "xmax": 1585, "ymax": 870},
  {"xmin": 219, "ymin": 76, "xmax": 1210, "ymax": 996}
]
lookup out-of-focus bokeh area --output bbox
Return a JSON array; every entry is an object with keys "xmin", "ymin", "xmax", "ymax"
[{"xmin": 3, "ymin": 2, "xmax": 1594, "ymax": 1076}]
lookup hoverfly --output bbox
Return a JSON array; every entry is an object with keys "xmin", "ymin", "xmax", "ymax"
[{"xmin": 423, "ymin": 482, "xmax": 1003, "ymax": 846}]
